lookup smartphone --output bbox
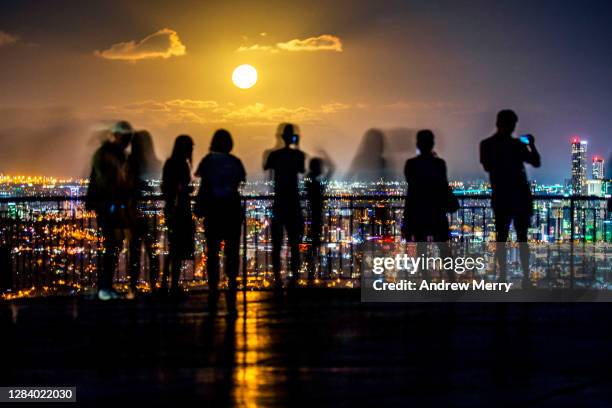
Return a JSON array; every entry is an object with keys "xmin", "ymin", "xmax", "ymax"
[{"xmin": 519, "ymin": 135, "xmax": 530, "ymax": 144}]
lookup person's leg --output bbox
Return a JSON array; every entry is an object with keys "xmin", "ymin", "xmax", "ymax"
[
  {"xmin": 308, "ymin": 216, "xmax": 322, "ymax": 282},
  {"xmin": 99, "ymin": 220, "xmax": 119, "ymax": 293},
  {"xmin": 224, "ymin": 227, "xmax": 241, "ymax": 313},
  {"xmin": 169, "ymin": 231, "xmax": 182, "ymax": 293},
  {"xmin": 514, "ymin": 214, "xmax": 531, "ymax": 283},
  {"xmin": 170, "ymin": 256, "xmax": 182, "ymax": 292},
  {"xmin": 414, "ymin": 233, "xmax": 428, "ymax": 280},
  {"xmin": 287, "ymin": 215, "xmax": 302, "ymax": 284},
  {"xmin": 144, "ymin": 217, "xmax": 159, "ymax": 293},
  {"xmin": 206, "ymin": 229, "xmax": 221, "ymax": 309},
  {"xmin": 128, "ymin": 231, "xmax": 141, "ymax": 292},
  {"xmin": 434, "ymin": 216, "xmax": 453, "ymax": 281},
  {"xmin": 434, "ymin": 233, "xmax": 453, "ymax": 281},
  {"xmin": 494, "ymin": 209, "xmax": 511, "ymax": 280},
  {"xmin": 271, "ymin": 215, "xmax": 283, "ymax": 286}
]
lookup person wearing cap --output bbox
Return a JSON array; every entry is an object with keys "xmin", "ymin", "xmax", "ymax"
[
  {"xmin": 86, "ymin": 120, "xmax": 134, "ymax": 301},
  {"xmin": 263, "ymin": 123, "xmax": 306, "ymax": 289}
]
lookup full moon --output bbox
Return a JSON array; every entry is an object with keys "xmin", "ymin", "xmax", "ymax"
[{"xmin": 232, "ymin": 64, "xmax": 258, "ymax": 89}]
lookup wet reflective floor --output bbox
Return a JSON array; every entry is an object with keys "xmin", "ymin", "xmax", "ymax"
[{"xmin": 4, "ymin": 290, "xmax": 612, "ymax": 406}]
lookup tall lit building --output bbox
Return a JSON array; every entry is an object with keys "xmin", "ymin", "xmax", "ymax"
[
  {"xmin": 571, "ymin": 136, "xmax": 587, "ymax": 195},
  {"xmin": 592, "ymin": 155, "xmax": 604, "ymax": 180}
]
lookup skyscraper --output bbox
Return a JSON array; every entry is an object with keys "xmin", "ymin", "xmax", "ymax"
[
  {"xmin": 592, "ymin": 155, "xmax": 604, "ymax": 180},
  {"xmin": 571, "ymin": 137, "xmax": 587, "ymax": 195}
]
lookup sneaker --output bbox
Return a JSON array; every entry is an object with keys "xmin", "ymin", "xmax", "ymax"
[
  {"xmin": 98, "ymin": 289, "xmax": 113, "ymax": 301},
  {"xmin": 126, "ymin": 289, "xmax": 136, "ymax": 300},
  {"xmin": 522, "ymin": 278, "xmax": 534, "ymax": 289}
]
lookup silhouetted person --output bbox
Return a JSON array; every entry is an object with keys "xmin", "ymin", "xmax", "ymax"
[
  {"xmin": 195, "ymin": 129, "xmax": 246, "ymax": 314},
  {"xmin": 348, "ymin": 129, "xmax": 388, "ymax": 181},
  {"xmin": 402, "ymin": 130, "xmax": 456, "ymax": 279},
  {"xmin": 86, "ymin": 121, "xmax": 133, "ymax": 301},
  {"xmin": 161, "ymin": 135, "xmax": 195, "ymax": 296},
  {"xmin": 264, "ymin": 123, "xmax": 305, "ymax": 287},
  {"xmin": 126, "ymin": 130, "xmax": 162, "ymax": 298},
  {"xmin": 480, "ymin": 110, "xmax": 540, "ymax": 285},
  {"xmin": 305, "ymin": 152, "xmax": 334, "ymax": 281}
]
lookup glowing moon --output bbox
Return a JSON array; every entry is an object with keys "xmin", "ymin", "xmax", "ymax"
[{"xmin": 232, "ymin": 64, "xmax": 258, "ymax": 89}]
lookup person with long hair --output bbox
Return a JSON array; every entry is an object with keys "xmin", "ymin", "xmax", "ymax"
[
  {"xmin": 195, "ymin": 129, "xmax": 246, "ymax": 314},
  {"xmin": 161, "ymin": 135, "xmax": 195, "ymax": 296},
  {"xmin": 126, "ymin": 130, "xmax": 162, "ymax": 298}
]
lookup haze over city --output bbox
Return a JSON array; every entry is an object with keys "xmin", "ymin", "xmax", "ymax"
[{"xmin": 0, "ymin": 0, "xmax": 610, "ymax": 182}]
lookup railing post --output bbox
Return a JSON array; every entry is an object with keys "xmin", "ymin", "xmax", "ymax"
[
  {"xmin": 242, "ymin": 198, "xmax": 247, "ymax": 293},
  {"xmin": 349, "ymin": 197, "xmax": 354, "ymax": 278},
  {"xmin": 570, "ymin": 197, "xmax": 575, "ymax": 242},
  {"xmin": 569, "ymin": 196, "xmax": 575, "ymax": 289}
]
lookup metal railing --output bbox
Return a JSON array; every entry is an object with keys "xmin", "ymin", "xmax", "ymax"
[{"xmin": 0, "ymin": 194, "xmax": 609, "ymax": 295}]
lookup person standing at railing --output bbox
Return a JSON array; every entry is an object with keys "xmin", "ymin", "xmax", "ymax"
[
  {"xmin": 161, "ymin": 135, "xmax": 195, "ymax": 297},
  {"xmin": 480, "ymin": 110, "xmax": 541, "ymax": 286},
  {"xmin": 402, "ymin": 130, "xmax": 457, "ymax": 280},
  {"xmin": 86, "ymin": 121, "xmax": 134, "ymax": 301},
  {"xmin": 264, "ymin": 123, "xmax": 306, "ymax": 289},
  {"xmin": 195, "ymin": 129, "xmax": 246, "ymax": 314},
  {"xmin": 305, "ymin": 152, "xmax": 334, "ymax": 282},
  {"xmin": 126, "ymin": 130, "xmax": 162, "ymax": 299}
]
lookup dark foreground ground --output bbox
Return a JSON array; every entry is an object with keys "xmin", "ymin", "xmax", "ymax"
[{"xmin": 3, "ymin": 290, "xmax": 612, "ymax": 407}]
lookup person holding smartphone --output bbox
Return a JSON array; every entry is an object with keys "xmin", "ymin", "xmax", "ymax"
[
  {"xmin": 480, "ymin": 110, "xmax": 541, "ymax": 286},
  {"xmin": 264, "ymin": 123, "xmax": 306, "ymax": 289}
]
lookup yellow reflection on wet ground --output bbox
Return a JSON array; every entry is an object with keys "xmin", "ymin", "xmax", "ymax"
[{"xmin": 232, "ymin": 292, "xmax": 285, "ymax": 407}]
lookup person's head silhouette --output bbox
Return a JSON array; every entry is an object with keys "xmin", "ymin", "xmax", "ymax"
[
  {"xmin": 496, "ymin": 109, "xmax": 518, "ymax": 135},
  {"xmin": 171, "ymin": 134, "xmax": 194, "ymax": 164},
  {"xmin": 131, "ymin": 130, "xmax": 155, "ymax": 160},
  {"xmin": 131, "ymin": 130, "xmax": 160, "ymax": 178},
  {"xmin": 416, "ymin": 129, "xmax": 435, "ymax": 155},
  {"xmin": 210, "ymin": 129, "xmax": 233, "ymax": 153},
  {"xmin": 281, "ymin": 123, "xmax": 298, "ymax": 147},
  {"xmin": 309, "ymin": 158, "xmax": 323, "ymax": 177},
  {"xmin": 111, "ymin": 120, "xmax": 134, "ymax": 149}
]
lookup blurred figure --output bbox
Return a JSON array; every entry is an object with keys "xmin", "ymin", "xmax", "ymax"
[
  {"xmin": 264, "ymin": 123, "xmax": 305, "ymax": 288},
  {"xmin": 161, "ymin": 135, "xmax": 195, "ymax": 296},
  {"xmin": 86, "ymin": 121, "xmax": 133, "ymax": 301},
  {"xmin": 348, "ymin": 129, "xmax": 388, "ymax": 182},
  {"xmin": 402, "ymin": 130, "xmax": 456, "ymax": 279},
  {"xmin": 126, "ymin": 130, "xmax": 162, "ymax": 298},
  {"xmin": 480, "ymin": 110, "xmax": 540, "ymax": 285},
  {"xmin": 262, "ymin": 123, "xmax": 287, "ymax": 170},
  {"xmin": 195, "ymin": 129, "xmax": 246, "ymax": 314},
  {"xmin": 305, "ymin": 151, "xmax": 334, "ymax": 281}
]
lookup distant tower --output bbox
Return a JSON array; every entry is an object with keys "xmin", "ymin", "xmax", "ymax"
[
  {"xmin": 592, "ymin": 155, "xmax": 604, "ymax": 180},
  {"xmin": 571, "ymin": 137, "xmax": 587, "ymax": 195}
]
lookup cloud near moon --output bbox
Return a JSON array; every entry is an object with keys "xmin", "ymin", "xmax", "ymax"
[
  {"xmin": 94, "ymin": 28, "xmax": 186, "ymax": 61},
  {"xmin": 0, "ymin": 30, "xmax": 19, "ymax": 47},
  {"xmin": 236, "ymin": 34, "xmax": 343, "ymax": 53},
  {"xmin": 103, "ymin": 99, "xmax": 353, "ymax": 126}
]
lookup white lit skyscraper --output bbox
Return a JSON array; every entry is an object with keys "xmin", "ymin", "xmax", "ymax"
[
  {"xmin": 571, "ymin": 136, "xmax": 587, "ymax": 195},
  {"xmin": 592, "ymin": 155, "xmax": 604, "ymax": 180}
]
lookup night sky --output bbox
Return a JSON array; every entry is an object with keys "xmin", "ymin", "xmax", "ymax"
[{"xmin": 0, "ymin": 0, "xmax": 610, "ymax": 183}]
